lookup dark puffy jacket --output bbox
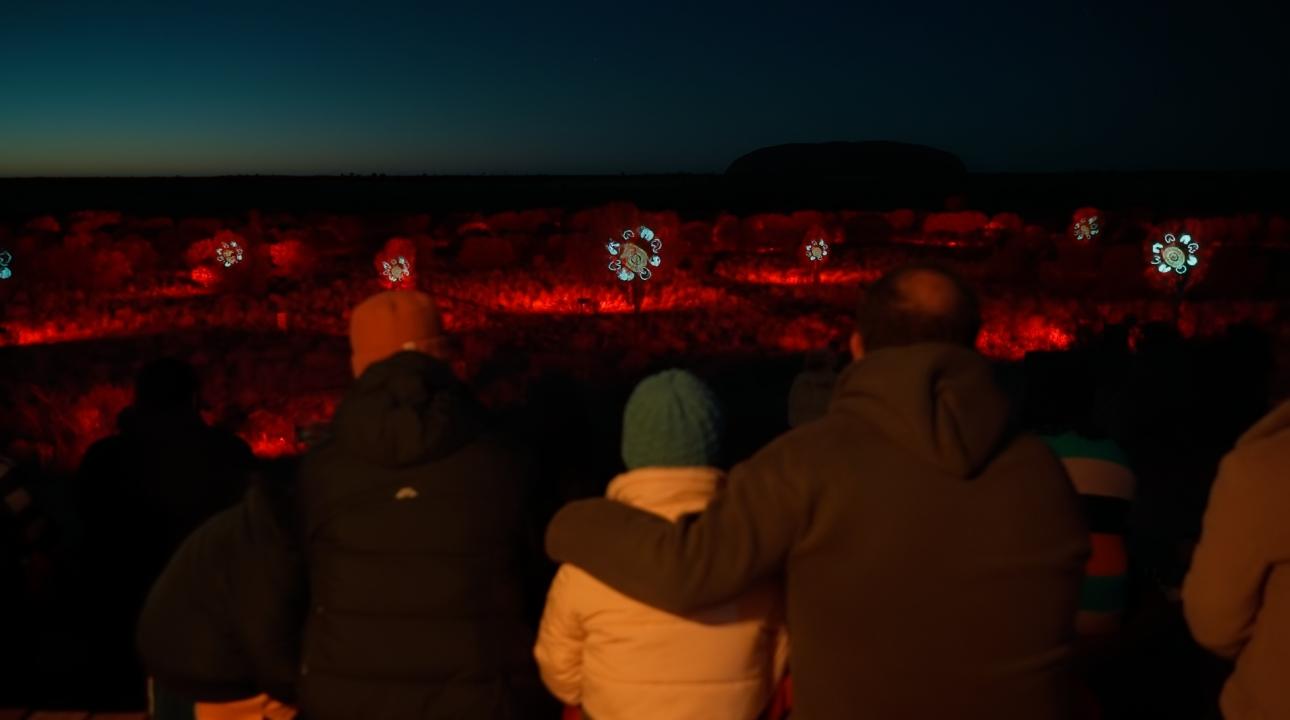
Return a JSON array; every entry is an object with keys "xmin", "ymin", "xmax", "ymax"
[
  {"xmin": 298, "ymin": 351, "xmax": 552, "ymax": 720},
  {"xmin": 136, "ymin": 460, "xmax": 304, "ymax": 704}
]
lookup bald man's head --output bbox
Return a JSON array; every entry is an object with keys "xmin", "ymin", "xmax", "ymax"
[{"xmin": 855, "ymin": 263, "xmax": 981, "ymax": 355}]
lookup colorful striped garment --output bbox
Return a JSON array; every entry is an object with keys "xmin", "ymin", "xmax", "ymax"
[{"xmin": 1044, "ymin": 433, "xmax": 1136, "ymax": 636}]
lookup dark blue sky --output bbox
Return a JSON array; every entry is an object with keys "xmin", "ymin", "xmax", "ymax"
[{"xmin": 2, "ymin": 1, "xmax": 1287, "ymax": 175}]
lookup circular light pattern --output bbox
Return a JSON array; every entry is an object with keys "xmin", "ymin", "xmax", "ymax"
[
  {"xmin": 1151, "ymin": 233, "xmax": 1199, "ymax": 274},
  {"xmin": 607, "ymin": 226, "xmax": 662, "ymax": 282},
  {"xmin": 1073, "ymin": 216, "xmax": 1100, "ymax": 242},
  {"xmin": 0, "ymin": 250, "xmax": 11, "ymax": 280},
  {"xmin": 382, "ymin": 256, "xmax": 411, "ymax": 285},
  {"xmin": 805, "ymin": 238, "xmax": 829, "ymax": 262},
  {"xmin": 216, "ymin": 240, "xmax": 244, "ymax": 268}
]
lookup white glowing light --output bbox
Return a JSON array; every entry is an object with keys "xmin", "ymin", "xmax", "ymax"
[
  {"xmin": 805, "ymin": 238, "xmax": 829, "ymax": 262},
  {"xmin": 1150, "ymin": 233, "xmax": 1199, "ymax": 274},
  {"xmin": 216, "ymin": 240, "xmax": 244, "ymax": 268},
  {"xmin": 608, "ymin": 226, "xmax": 662, "ymax": 281},
  {"xmin": 382, "ymin": 256, "xmax": 411, "ymax": 284},
  {"xmin": 1073, "ymin": 216, "xmax": 1100, "ymax": 242}
]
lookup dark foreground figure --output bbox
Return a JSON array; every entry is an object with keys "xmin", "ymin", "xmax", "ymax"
[
  {"xmin": 547, "ymin": 264, "xmax": 1091, "ymax": 719},
  {"xmin": 76, "ymin": 357, "xmax": 254, "ymax": 709},
  {"xmin": 137, "ymin": 457, "xmax": 303, "ymax": 719},
  {"xmin": 296, "ymin": 290, "xmax": 554, "ymax": 719}
]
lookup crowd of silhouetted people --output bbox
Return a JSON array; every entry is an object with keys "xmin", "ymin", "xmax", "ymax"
[{"xmin": 1, "ymin": 263, "xmax": 1286, "ymax": 720}]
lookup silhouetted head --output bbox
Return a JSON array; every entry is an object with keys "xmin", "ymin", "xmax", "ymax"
[
  {"xmin": 851, "ymin": 263, "xmax": 981, "ymax": 359},
  {"xmin": 134, "ymin": 357, "xmax": 200, "ymax": 414}
]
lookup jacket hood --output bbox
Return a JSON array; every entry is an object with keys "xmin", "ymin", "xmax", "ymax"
[
  {"xmin": 1236, "ymin": 397, "xmax": 1290, "ymax": 448},
  {"xmin": 831, "ymin": 343, "xmax": 1010, "ymax": 477},
  {"xmin": 606, "ymin": 466, "xmax": 723, "ymax": 521},
  {"xmin": 331, "ymin": 351, "xmax": 485, "ymax": 468}
]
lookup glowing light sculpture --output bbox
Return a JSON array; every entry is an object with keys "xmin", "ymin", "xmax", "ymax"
[
  {"xmin": 805, "ymin": 238, "xmax": 829, "ymax": 262},
  {"xmin": 607, "ymin": 226, "xmax": 662, "ymax": 282},
  {"xmin": 216, "ymin": 240, "xmax": 244, "ymax": 268},
  {"xmin": 382, "ymin": 256, "xmax": 412, "ymax": 285},
  {"xmin": 0, "ymin": 250, "xmax": 11, "ymax": 279},
  {"xmin": 1151, "ymin": 233, "xmax": 1199, "ymax": 274},
  {"xmin": 1073, "ymin": 216, "xmax": 1100, "ymax": 242}
]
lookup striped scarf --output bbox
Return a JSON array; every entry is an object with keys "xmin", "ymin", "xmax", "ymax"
[{"xmin": 1044, "ymin": 433, "xmax": 1136, "ymax": 635}]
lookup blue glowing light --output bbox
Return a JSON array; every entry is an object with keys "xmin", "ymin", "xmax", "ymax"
[
  {"xmin": 1151, "ymin": 233, "xmax": 1199, "ymax": 274},
  {"xmin": 608, "ymin": 226, "xmax": 662, "ymax": 281},
  {"xmin": 0, "ymin": 250, "xmax": 11, "ymax": 280}
]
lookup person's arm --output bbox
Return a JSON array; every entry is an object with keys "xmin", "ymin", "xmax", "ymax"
[
  {"xmin": 532, "ymin": 565, "xmax": 586, "ymax": 706},
  {"xmin": 1181, "ymin": 451, "xmax": 1269, "ymax": 659},
  {"xmin": 232, "ymin": 488, "xmax": 306, "ymax": 704},
  {"xmin": 546, "ymin": 437, "xmax": 808, "ymax": 614}
]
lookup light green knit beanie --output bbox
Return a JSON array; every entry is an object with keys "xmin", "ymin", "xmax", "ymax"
[{"xmin": 621, "ymin": 369, "xmax": 724, "ymax": 470}]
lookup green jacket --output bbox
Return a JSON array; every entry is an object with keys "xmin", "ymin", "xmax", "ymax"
[{"xmin": 548, "ymin": 343, "xmax": 1090, "ymax": 720}]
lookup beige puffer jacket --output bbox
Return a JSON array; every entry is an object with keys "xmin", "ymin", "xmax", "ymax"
[{"xmin": 535, "ymin": 467, "xmax": 788, "ymax": 720}]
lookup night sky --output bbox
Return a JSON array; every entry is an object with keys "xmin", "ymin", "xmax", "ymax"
[{"xmin": 2, "ymin": 1, "xmax": 1288, "ymax": 176}]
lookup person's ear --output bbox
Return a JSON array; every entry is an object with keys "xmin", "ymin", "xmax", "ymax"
[{"xmin": 849, "ymin": 330, "xmax": 865, "ymax": 361}]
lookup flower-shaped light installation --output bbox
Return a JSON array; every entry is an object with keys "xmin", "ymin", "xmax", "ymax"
[
  {"xmin": 1073, "ymin": 216, "xmax": 1100, "ymax": 242},
  {"xmin": 382, "ymin": 256, "xmax": 412, "ymax": 285},
  {"xmin": 607, "ymin": 226, "xmax": 662, "ymax": 282},
  {"xmin": 1151, "ymin": 233, "xmax": 1199, "ymax": 274},
  {"xmin": 0, "ymin": 250, "xmax": 11, "ymax": 280},
  {"xmin": 804, "ymin": 238, "xmax": 829, "ymax": 262},
  {"xmin": 216, "ymin": 240, "xmax": 244, "ymax": 268}
]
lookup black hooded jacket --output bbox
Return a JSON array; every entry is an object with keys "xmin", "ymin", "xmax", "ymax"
[
  {"xmin": 136, "ymin": 461, "xmax": 305, "ymax": 704},
  {"xmin": 297, "ymin": 352, "xmax": 552, "ymax": 719}
]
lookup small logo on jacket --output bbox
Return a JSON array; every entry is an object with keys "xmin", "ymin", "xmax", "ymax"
[{"xmin": 394, "ymin": 487, "xmax": 419, "ymax": 500}]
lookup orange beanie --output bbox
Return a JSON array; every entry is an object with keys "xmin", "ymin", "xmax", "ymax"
[{"xmin": 348, "ymin": 290, "xmax": 443, "ymax": 377}]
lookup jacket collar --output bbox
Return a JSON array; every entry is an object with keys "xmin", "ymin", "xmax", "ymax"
[{"xmin": 606, "ymin": 466, "xmax": 724, "ymax": 520}]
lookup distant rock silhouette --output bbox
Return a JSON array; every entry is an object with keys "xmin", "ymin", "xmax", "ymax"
[{"xmin": 726, "ymin": 141, "xmax": 966, "ymax": 179}]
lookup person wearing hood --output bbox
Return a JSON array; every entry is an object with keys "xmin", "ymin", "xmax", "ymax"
[
  {"xmin": 546, "ymin": 264, "xmax": 1090, "ymax": 720},
  {"xmin": 297, "ymin": 290, "xmax": 553, "ymax": 719},
  {"xmin": 1183, "ymin": 399, "xmax": 1290, "ymax": 720},
  {"xmin": 76, "ymin": 357, "xmax": 253, "ymax": 710},
  {"xmin": 534, "ymin": 369, "xmax": 788, "ymax": 720},
  {"xmin": 137, "ymin": 457, "xmax": 304, "ymax": 720}
]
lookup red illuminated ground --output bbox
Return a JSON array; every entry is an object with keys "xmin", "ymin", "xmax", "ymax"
[{"xmin": 2, "ymin": 205, "xmax": 1286, "ymax": 468}]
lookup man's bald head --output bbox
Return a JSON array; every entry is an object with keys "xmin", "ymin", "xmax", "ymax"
[{"xmin": 855, "ymin": 263, "xmax": 981, "ymax": 354}]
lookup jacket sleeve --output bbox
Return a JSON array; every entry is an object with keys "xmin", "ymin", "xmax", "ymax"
[
  {"xmin": 546, "ymin": 436, "xmax": 807, "ymax": 615},
  {"xmin": 232, "ymin": 489, "xmax": 306, "ymax": 704},
  {"xmin": 1182, "ymin": 450, "xmax": 1270, "ymax": 659},
  {"xmin": 533, "ymin": 565, "xmax": 586, "ymax": 706}
]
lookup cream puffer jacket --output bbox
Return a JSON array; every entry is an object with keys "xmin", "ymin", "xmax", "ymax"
[{"xmin": 535, "ymin": 467, "xmax": 788, "ymax": 720}]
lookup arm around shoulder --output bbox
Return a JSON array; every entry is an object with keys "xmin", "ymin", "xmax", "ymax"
[{"xmin": 546, "ymin": 437, "xmax": 809, "ymax": 614}]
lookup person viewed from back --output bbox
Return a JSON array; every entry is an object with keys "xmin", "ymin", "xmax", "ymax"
[
  {"xmin": 1183, "ymin": 398, "xmax": 1290, "ymax": 720},
  {"xmin": 535, "ymin": 369, "xmax": 787, "ymax": 720},
  {"xmin": 786, "ymin": 348, "xmax": 839, "ymax": 429},
  {"xmin": 1027, "ymin": 350, "xmax": 1137, "ymax": 641},
  {"xmin": 76, "ymin": 357, "xmax": 253, "ymax": 709},
  {"xmin": 137, "ymin": 456, "xmax": 304, "ymax": 720},
  {"xmin": 297, "ymin": 290, "xmax": 553, "ymax": 719},
  {"xmin": 546, "ymin": 263, "xmax": 1090, "ymax": 719}
]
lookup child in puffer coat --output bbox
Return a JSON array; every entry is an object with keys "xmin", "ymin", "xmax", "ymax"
[{"xmin": 535, "ymin": 370, "xmax": 788, "ymax": 720}]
